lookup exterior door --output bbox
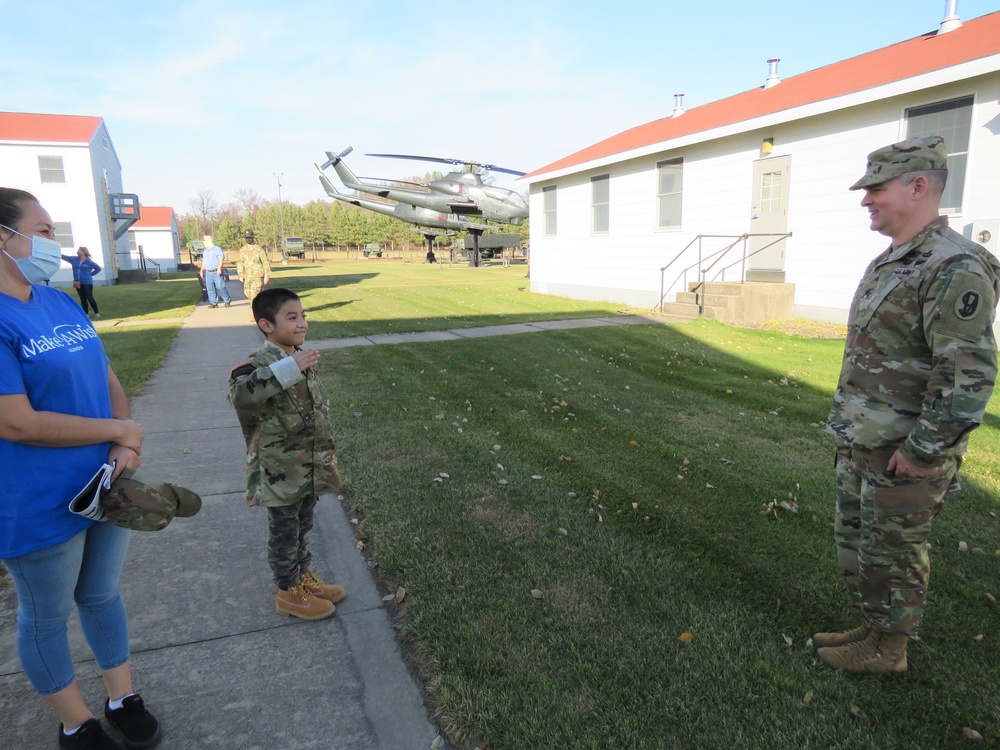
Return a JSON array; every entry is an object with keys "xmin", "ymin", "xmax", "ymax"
[{"xmin": 748, "ymin": 155, "xmax": 790, "ymax": 278}]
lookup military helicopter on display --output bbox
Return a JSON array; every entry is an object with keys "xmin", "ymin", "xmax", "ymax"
[{"xmin": 315, "ymin": 146, "xmax": 527, "ymax": 265}]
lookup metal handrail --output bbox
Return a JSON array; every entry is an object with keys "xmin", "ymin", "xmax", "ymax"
[{"xmin": 656, "ymin": 232, "xmax": 792, "ymax": 313}]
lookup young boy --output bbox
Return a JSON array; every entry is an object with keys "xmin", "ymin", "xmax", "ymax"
[{"xmin": 228, "ymin": 288, "xmax": 346, "ymax": 620}]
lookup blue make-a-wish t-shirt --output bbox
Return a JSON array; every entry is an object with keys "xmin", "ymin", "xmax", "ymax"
[{"xmin": 0, "ymin": 285, "xmax": 112, "ymax": 559}]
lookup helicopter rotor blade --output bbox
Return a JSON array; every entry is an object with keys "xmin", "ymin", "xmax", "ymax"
[{"xmin": 366, "ymin": 153, "xmax": 526, "ymax": 177}]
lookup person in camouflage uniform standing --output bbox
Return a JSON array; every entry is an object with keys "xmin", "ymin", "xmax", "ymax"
[
  {"xmin": 228, "ymin": 288, "xmax": 346, "ymax": 621},
  {"xmin": 235, "ymin": 229, "xmax": 270, "ymax": 305},
  {"xmin": 817, "ymin": 135, "xmax": 1000, "ymax": 674}
]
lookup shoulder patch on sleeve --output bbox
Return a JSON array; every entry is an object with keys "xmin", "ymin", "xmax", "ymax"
[
  {"xmin": 230, "ymin": 361, "xmax": 254, "ymax": 380},
  {"xmin": 937, "ymin": 270, "xmax": 997, "ymax": 341}
]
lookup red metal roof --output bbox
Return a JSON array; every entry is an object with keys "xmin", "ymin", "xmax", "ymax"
[
  {"xmin": 0, "ymin": 112, "xmax": 103, "ymax": 144},
  {"xmin": 131, "ymin": 207, "xmax": 175, "ymax": 229},
  {"xmin": 526, "ymin": 11, "xmax": 1000, "ymax": 179}
]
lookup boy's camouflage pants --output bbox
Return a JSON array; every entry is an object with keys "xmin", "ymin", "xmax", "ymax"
[
  {"xmin": 266, "ymin": 495, "xmax": 319, "ymax": 590},
  {"xmin": 833, "ymin": 444, "xmax": 958, "ymax": 635}
]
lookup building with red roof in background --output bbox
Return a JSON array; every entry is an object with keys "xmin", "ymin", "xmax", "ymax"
[
  {"xmin": 128, "ymin": 206, "xmax": 181, "ymax": 273},
  {"xmin": 0, "ymin": 112, "xmax": 141, "ymax": 287},
  {"xmin": 521, "ymin": 4, "xmax": 1000, "ymax": 325}
]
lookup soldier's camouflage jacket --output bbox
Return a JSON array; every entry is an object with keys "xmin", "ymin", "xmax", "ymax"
[
  {"xmin": 228, "ymin": 340, "xmax": 342, "ymax": 507},
  {"xmin": 826, "ymin": 217, "xmax": 1000, "ymax": 467},
  {"xmin": 236, "ymin": 243, "xmax": 271, "ymax": 279}
]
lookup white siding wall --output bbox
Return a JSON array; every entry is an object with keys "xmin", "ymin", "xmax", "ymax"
[
  {"xmin": 129, "ymin": 225, "xmax": 181, "ymax": 273},
  {"xmin": 529, "ymin": 72, "xmax": 1000, "ymax": 322}
]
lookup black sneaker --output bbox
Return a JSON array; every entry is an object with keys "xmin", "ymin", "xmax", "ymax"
[
  {"xmin": 208, "ymin": 304, "xmax": 218, "ymax": 308},
  {"xmin": 104, "ymin": 695, "xmax": 161, "ymax": 749},
  {"xmin": 59, "ymin": 718, "xmax": 124, "ymax": 749}
]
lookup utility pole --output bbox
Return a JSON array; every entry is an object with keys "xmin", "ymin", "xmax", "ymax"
[{"xmin": 274, "ymin": 172, "xmax": 286, "ymax": 263}]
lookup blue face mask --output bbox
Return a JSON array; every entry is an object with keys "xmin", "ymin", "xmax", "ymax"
[{"xmin": 1, "ymin": 225, "xmax": 63, "ymax": 284}]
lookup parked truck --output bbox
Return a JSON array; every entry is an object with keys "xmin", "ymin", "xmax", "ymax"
[{"xmin": 282, "ymin": 237, "xmax": 305, "ymax": 259}]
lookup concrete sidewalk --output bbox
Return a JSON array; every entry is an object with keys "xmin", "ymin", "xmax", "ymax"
[{"xmin": 0, "ymin": 288, "xmax": 675, "ymax": 749}]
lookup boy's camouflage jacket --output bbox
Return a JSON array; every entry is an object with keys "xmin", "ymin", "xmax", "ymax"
[{"xmin": 228, "ymin": 341, "xmax": 342, "ymax": 507}]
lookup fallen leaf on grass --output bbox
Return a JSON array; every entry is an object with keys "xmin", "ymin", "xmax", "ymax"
[
  {"xmin": 959, "ymin": 541, "xmax": 969, "ymax": 552},
  {"xmin": 531, "ymin": 474, "xmax": 544, "ymax": 480},
  {"xmin": 530, "ymin": 589, "xmax": 544, "ymax": 600},
  {"xmin": 381, "ymin": 593, "xmax": 394, "ymax": 602},
  {"xmin": 782, "ymin": 634, "xmax": 793, "ymax": 648},
  {"xmin": 629, "ymin": 441, "xmax": 638, "ymax": 447},
  {"xmin": 678, "ymin": 632, "xmax": 693, "ymax": 643},
  {"xmin": 984, "ymin": 593, "xmax": 996, "ymax": 605},
  {"xmin": 559, "ymin": 455, "xmax": 573, "ymax": 461},
  {"xmin": 973, "ymin": 634, "xmax": 985, "ymax": 641},
  {"xmin": 848, "ymin": 703, "xmax": 871, "ymax": 726},
  {"xmin": 962, "ymin": 727, "xmax": 984, "ymax": 743},
  {"xmin": 631, "ymin": 502, "xmax": 639, "ymax": 510},
  {"xmin": 555, "ymin": 528, "xmax": 568, "ymax": 536},
  {"xmin": 567, "ymin": 491, "xmax": 577, "ymax": 498},
  {"xmin": 803, "ymin": 690, "xmax": 814, "ymax": 705},
  {"xmin": 349, "ymin": 518, "xmax": 359, "ymax": 526},
  {"xmin": 431, "ymin": 735, "xmax": 445, "ymax": 750},
  {"xmin": 394, "ymin": 586, "xmax": 406, "ymax": 604}
]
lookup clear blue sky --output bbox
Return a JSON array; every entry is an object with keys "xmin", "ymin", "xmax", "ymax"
[{"xmin": 2, "ymin": 0, "xmax": 997, "ymax": 214}]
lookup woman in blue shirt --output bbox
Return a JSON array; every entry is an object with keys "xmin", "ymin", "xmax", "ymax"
[
  {"xmin": 61, "ymin": 246, "xmax": 102, "ymax": 317},
  {"xmin": 1, "ymin": 189, "xmax": 159, "ymax": 750}
]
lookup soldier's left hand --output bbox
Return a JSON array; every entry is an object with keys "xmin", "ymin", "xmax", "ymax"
[{"xmin": 887, "ymin": 449, "xmax": 939, "ymax": 478}]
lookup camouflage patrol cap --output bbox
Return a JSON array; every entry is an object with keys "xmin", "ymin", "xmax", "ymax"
[
  {"xmin": 101, "ymin": 468, "xmax": 202, "ymax": 531},
  {"xmin": 849, "ymin": 135, "xmax": 948, "ymax": 190}
]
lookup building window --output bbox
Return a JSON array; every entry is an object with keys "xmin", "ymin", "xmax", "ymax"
[
  {"xmin": 543, "ymin": 185, "xmax": 557, "ymax": 236},
  {"xmin": 591, "ymin": 174, "xmax": 609, "ymax": 234},
  {"xmin": 53, "ymin": 222, "xmax": 74, "ymax": 248},
  {"xmin": 759, "ymin": 170, "xmax": 782, "ymax": 213},
  {"xmin": 657, "ymin": 158, "xmax": 683, "ymax": 228},
  {"xmin": 905, "ymin": 95, "xmax": 972, "ymax": 213},
  {"xmin": 38, "ymin": 156, "xmax": 66, "ymax": 183}
]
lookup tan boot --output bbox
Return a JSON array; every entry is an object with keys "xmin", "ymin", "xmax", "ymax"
[
  {"xmin": 300, "ymin": 570, "xmax": 347, "ymax": 604},
  {"xmin": 813, "ymin": 622, "xmax": 871, "ymax": 649},
  {"xmin": 817, "ymin": 629, "xmax": 908, "ymax": 674},
  {"xmin": 276, "ymin": 585, "xmax": 335, "ymax": 621}
]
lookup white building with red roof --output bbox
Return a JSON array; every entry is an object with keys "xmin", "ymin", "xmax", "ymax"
[
  {"xmin": 128, "ymin": 207, "xmax": 181, "ymax": 273},
  {"xmin": 521, "ymin": 5, "xmax": 1000, "ymax": 323},
  {"xmin": 0, "ymin": 112, "xmax": 141, "ymax": 287}
]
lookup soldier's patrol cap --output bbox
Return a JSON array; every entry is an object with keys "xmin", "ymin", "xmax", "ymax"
[
  {"xmin": 102, "ymin": 468, "xmax": 202, "ymax": 531},
  {"xmin": 849, "ymin": 135, "xmax": 948, "ymax": 190}
]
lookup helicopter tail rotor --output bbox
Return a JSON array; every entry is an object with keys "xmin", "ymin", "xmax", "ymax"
[{"xmin": 320, "ymin": 146, "xmax": 354, "ymax": 171}]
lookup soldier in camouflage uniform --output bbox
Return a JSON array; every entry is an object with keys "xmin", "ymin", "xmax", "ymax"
[
  {"xmin": 228, "ymin": 288, "xmax": 346, "ymax": 621},
  {"xmin": 235, "ymin": 229, "xmax": 271, "ymax": 305},
  {"xmin": 817, "ymin": 135, "xmax": 1000, "ymax": 673}
]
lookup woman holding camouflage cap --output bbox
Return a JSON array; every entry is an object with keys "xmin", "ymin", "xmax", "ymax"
[{"xmin": 0, "ymin": 188, "xmax": 160, "ymax": 749}]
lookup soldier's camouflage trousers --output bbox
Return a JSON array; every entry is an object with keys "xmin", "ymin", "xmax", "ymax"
[
  {"xmin": 244, "ymin": 277, "xmax": 264, "ymax": 303},
  {"xmin": 266, "ymin": 495, "xmax": 319, "ymax": 590},
  {"xmin": 834, "ymin": 445, "xmax": 958, "ymax": 635}
]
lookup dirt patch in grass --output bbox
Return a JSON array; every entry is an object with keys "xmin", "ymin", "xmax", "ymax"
[
  {"xmin": 468, "ymin": 500, "xmax": 537, "ymax": 541},
  {"xmin": 734, "ymin": 318, "xmax": 846, "ymax": 339}
]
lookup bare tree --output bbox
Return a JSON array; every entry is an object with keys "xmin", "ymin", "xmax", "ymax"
[
  {"xmin": 233, "ymin": 187, "xmax": 264, "ymax": 217},
  {"xmin": 189, "ymin": 190, "xmax": 219, "ymax": 236}
]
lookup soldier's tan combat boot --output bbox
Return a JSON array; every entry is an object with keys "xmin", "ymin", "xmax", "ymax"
[
  {"xmin": 817, "ymin": 629, "xmax": 908, "ymax": 674},
  {"xmin": 276, "ymin": 585, "xmax": 335, "ymax": 621},
  {"xmin": 813, "ymin": 623, "xmax": 871, "ymax": 648},
  {"xmin": 300, "ymin": 570, "xmax": 347, "ymax": 604}
]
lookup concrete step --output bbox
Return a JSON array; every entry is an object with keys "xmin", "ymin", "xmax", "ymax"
[{"xmin": 660, "ymin": 301, "xmax": 699, "ymax": 319}]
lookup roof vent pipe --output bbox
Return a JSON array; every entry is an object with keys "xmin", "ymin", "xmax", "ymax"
[
  {"xmin": 764, "ymin": 58, "xmax": 780, "ymax": 89},
  {"xmin": 672, "ymin": 93, "xmax": 685, "ymax": 117},
  {"xmin": 939, "ymin": 0, "xmax": 961, "ymax": 34}
]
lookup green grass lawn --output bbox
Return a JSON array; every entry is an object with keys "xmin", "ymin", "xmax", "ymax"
[
  {"xmin": 264, "ymin": 260, "xmax": 632, "ymax": 338},
  {"xmin": 318, "ymin": 318, "xmax": 1000, "ymax": 749},
  {"xmin": 88, "ymin": 274, "xmax": 202, "ymax": 397}
]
